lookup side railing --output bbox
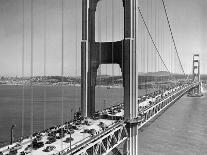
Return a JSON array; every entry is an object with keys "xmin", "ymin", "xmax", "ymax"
[
  {"xmin": 138, "ymin": 83, "xmax": 198, "ymax": 129},
  {"xmin": 57, "ymin": 121, "xmax": 127, "ymax": 155}
]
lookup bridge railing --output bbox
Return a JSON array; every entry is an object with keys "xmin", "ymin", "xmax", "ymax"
[{"xmin": 55, "ymin": 121, "xmax": 126, "ymax": 155}]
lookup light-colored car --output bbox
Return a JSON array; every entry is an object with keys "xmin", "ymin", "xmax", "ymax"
[
  {"xmin": 9, "ymin": 142, "xmax": 22, "ymax": 152},
  {"xmin": 24, "ymin": 145, "xmax": 32, "ymax": 154}
]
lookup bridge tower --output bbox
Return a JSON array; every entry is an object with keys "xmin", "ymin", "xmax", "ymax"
[
  {"xmin": 81, "ymin": 0, "xmax": 138, "ymax": 154},
  {"xmin": 190, "ymin": 54, "xmax": 202, "ymax": 95}
]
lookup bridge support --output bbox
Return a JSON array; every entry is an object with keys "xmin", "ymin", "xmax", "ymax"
[
  {"xmin": 123, "ymin": 0, "xmax": 138, "ymax": 155},
  {"xmin": 81, "ymin": 0, "xmax": 138, "ymax": 154},
  {"xmin": 188, "ymin": 54, "xmax": 202, "ymax": 96}
]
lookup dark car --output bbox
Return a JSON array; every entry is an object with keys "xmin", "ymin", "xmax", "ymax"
[
  {"xmin": 37, "ymin": 142, "xmax": 44, "ymax": 148},
  {"xmin": 46, "ymin": 140, "xmax": 52, "ymax": 144},
  {"xmin": 46, "ymin": 136, "xmax": 56, "ymax": 144},
  {"xmin": 32, "ymin": 141, "xmax": 44, "ymax": 149},
  {"xmin": 20, "ymin": 151, "xmax": 26, "ymax": 155},
  {"xmin": 72, "ymin": 125, "xmax": 79, "ymax": 130},
  {"xmin": 64, "ymin": 137, "xmax": 74, "ymax": 143},
  {"xmin": 67, "ymin": 129, "xmax": 75, "ymax": 134},
  {"xmin": 36, "ymin": 135, "xmax": 42, "ymax": 141}
]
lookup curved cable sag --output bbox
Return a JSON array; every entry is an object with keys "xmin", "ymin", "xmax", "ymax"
[
  {"xmin": 138, "ymin": 6, "xmax": 170, "ymax": 74},
  {"xmin": 161, "ymin": 0, "xmax": 185, "ymax": 75}
]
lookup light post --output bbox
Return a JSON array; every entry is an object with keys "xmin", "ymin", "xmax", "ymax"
[
  {"xmin": 69, "ymin": 132, "xmax": 72, "ymax": 150},
  {"xmin": 10, "ymin": 124, "xmax": 16, "ymax": 145},
  {"xmin": 103, "ymin": 100, "xmax": 106, "ymax": 110}
]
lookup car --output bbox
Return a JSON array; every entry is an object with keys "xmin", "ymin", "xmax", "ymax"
[
  {"xmin": 36, "ymin": 135, "xmax": 42, "ymax": 141},
  {"xmin": 72, "ymin": 125, "xmax": 79, "ymax": 130},
  {"xmin": 88, "ymin": 129, "xmax": 97, "ymax": 136},
  {"xmin": 82, "ymin": 129, "xmax": 90, "ymax": 133},
  {"xmin": 46, "ymin": 136, "xmax": 56, "ymax": 144},
  {"xmin": 9, "ymin": 149, "xmax": 17, "ymax": 155},
  {"xmin": 36, "ymin": 142, "xmax": 44, "ymax": 148},
  {"xmin": 24, "ymin": 145, "xmax": 32, "ymax": 154},
  {"xmin": 67, "ymin": 129, "xmax": 74, "ymax": 134},
  {"xmin": 12, "ymin": 143, "xmax": 22, "ymax": 150},
  {"xmin": 99, "ymin": 122, "xmax": 107, "ymax": 130},
  {"xmin": 32, "ymin": 141, "xmax": 44, "ymax": 149},
  {"xmin": 64, "ymin": 137, "xmax": 74, "ymax": 143},
  {"xmin": 25, "ymin": 149, "xmax": 32, "ymax": 154},
  {"xmin": 43, "ymin": 146, "xmax": 56, "ymax": 152},
  {"xmin": 20, "ymin": 151, "xmax": 26, "ymax": 155},
  {"xmin": 45, "ymin": 140, "xmax": 52, "ymax": 144}
]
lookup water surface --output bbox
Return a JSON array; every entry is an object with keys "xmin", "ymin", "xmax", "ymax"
[
  {"xmin": 139, "ymin": 90, "xmax": 207, "ymax": 155},
  {"xmin": 0, "ymin": 85, "xmax": 123, "ymax": 145}
]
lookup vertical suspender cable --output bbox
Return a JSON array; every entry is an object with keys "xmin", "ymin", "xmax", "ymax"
[
  {"xmin": 105, "ymin": 1, "xmax": 108, "ymax": 80},
  {"xmin": 143, "ymin": 1, "xmax": 146, "ymax": 93},
  {"xmin": 118, "ymin": 1, "xmax": 121, "ymax": 76},
  {"xmin": 139, "ymin": 0, "xmax": 141, "ymax": 91},
  {"xmin": 150, "ymin": 0, "xmax": 153, "ymax": 89},
  {"xmin": 151, "ymin": 0, "xmax": 154, "ymax": 86},
  {"xmin": 43, "ymin": 0, "xmax": 47, "ymax": 131},
  {"xmin": 142, "ymin": 0, "xmax": 144, "ymax": 92},
  {"xmin": 142, "ymin": 1, "xmax": 144, "ymax": 92},
  {"xmin": 61, "ymin": 0, "xmax": 64, "ymax": 149},
  {"xmin": 171, "ymin": 38, "xmax": 173, "ymax": 81},
  {"xmin": 160, "ymin": 2, "xmax": 162, "ymax": 78},
  {"xmin": 119, "ymin": 2, "xmax": 124, "ymax": 87},
  {"xmin": 161, "ymin": 0, "xmax": 185, "ymax": 75},
  {"xmin": 98, "ymin": 4, "xmax": 102, "ymax": 110},
  {"xmin": 158, "ymin": 1, "xmax": 161, "ymax": 91},
  {"xmin": 138, "ymin": 6, "xmax": 171, "ymax": 81},
  {"xmin": 112, "ymin": 0, "xmax": 114, "ymax": 86},
  {"xmin": 155, "ymin": 0, "xmax": 157, "ymax": 90},
  {"xmin": 30, "ymin": 0, "xmax": 34, "ymax": 138},
  {"xmin": 75, "ymin": 0, "xmax": 78, "ymax": 113},
  {"xmin": 21, "ymin": 0, "xmax": 25, "ymax": 138},
  {"xmin": 105, "ymin": 0, "xmax": 108, "ymax": 109},
  {"xmin": 146, "ymin": 0, "xmax": 149, "ymax": 95},
  {"xmin": 97, "ymin": 3, "xmax": 100, "ymax": 109}
]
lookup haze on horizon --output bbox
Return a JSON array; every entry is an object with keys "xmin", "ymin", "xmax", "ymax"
[{"xmin": 0, "ymin": 0, "xmax": 206, "ymax": 77}]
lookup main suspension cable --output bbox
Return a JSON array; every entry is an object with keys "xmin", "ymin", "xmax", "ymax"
[
  {"xmin": 138, "ymin": 6, "xmax": 170, "ymax": 74},
  {"xmin": 161, "ymin": 0, "xmax": 185, "ymax": 75}
]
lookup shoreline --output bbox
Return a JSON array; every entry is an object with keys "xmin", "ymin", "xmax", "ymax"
[{"xmin": 0, "ymin": 84, "xmax": 123, "ymax": 88}]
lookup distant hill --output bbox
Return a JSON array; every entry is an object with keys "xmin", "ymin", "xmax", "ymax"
[
  {"xmin": 0, "ymin": 72, "xmax": 190, "ymax": 86},
  {"xmin": 138, "ymin": 71, "xmax": 171, "ymax": 76}
]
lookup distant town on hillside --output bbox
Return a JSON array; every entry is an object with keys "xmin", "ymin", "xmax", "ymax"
[{"xmin": 0, "ymin": 72, "xmax": 207, "ymax": 86}]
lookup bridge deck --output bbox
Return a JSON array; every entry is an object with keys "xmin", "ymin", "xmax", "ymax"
[
  {"xmin": 0, "ymin": 83, "xmax": 199, "ymax": 155},
  {"xmin": 0, "ymin": 119, "xmax": 117, "ymax": 155}
]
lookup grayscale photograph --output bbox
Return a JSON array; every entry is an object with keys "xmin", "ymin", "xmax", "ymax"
[{"xmin": 0, "ymin": 0, "xmax": 206, "ymax": 155}]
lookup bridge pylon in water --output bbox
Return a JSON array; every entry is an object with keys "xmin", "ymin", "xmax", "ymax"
[
  {"xmin": 188, "ymin": 54, "xmax": 202, "ymax": 96},
  {"xmin": 81, "ymin": 0, "xmax": 138, "ymax": 154}
]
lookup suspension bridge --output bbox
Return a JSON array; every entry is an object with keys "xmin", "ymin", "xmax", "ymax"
[{"xmin": 0, "ymin": 0, "xmax": 203, "ymax": 155}]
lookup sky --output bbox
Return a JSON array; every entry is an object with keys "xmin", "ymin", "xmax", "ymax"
[
  {"xmin": 0, "ymin": 0, "xmax": 206, "ymax": 76},
  {"xmin": 166, "ymin": 0, "xmax": 207, "ymax": 75}
]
